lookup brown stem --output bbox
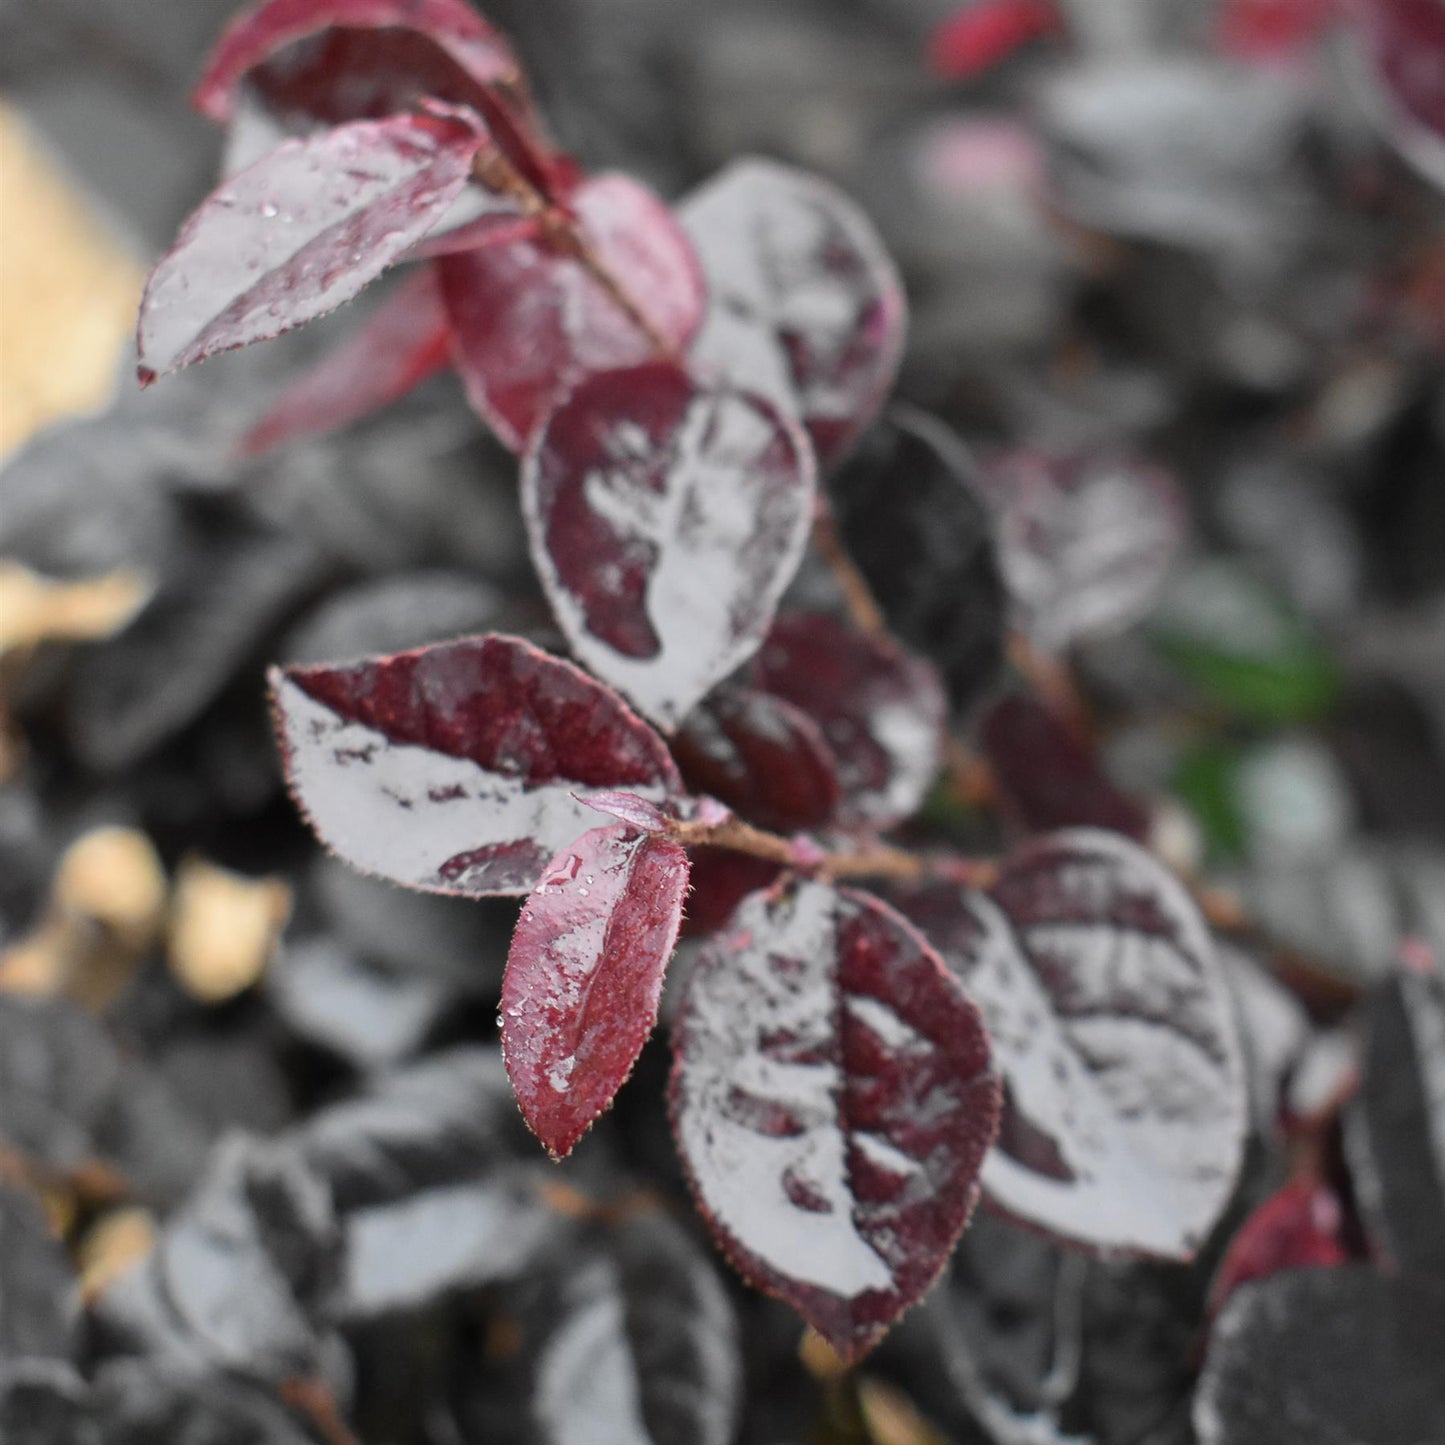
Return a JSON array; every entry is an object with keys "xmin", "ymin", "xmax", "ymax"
[
  {"xmin": 279, "ymin": 1380, "xmax": 361, "ymax": 1445},
  {"xmin": 469, "ymin": 148, "xmax": 677, "ymax": 357},
  {"xmin": 810, "ymin": 503, "xmax": 889, "ymax": 639},
  {"xmin": 665, "ymin": 815, "xmax": 998, "ymax": 890}
]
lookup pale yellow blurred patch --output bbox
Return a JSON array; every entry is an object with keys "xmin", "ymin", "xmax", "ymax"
[{"xmin": 0, "ymin": 104, "xmax": 145, "ymax": 459}]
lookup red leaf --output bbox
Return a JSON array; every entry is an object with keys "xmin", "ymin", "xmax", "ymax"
[
  {"xmin": 1214, "ymin": 0, "xmax": 1334, "ymax": 61},
  {"xmin": 522, "ymin": 362, "xmax": 815, "ymax": 729},
  {"xmin": 751, "ymin": 613, "xmax": 946, "ymax": 830},
  {"xmin": 977, "ymin": 447, "xmax": 1185, "ymax": 652},
  {"xmin": 193, "ymin": 0, "xmax": 519, "ymax": 123},
  {"xmin": 137, "ymin": 108, "xmax": 488, "ymax": 383},
  {"xmin": 672, "ymin": 685, "xmax": 841, "ymax": 834},
  {"xmin": 927, "ymin": 0, "xmax": 1063, "ymax": 81},
  {"xmin": 1208, "ymin": 1179, "xmax": 1349, "ymax": 1319},
  {"xmin": 678, "ymin": 849, "xmax": 782, "ymax": 938},
  {"xmin": 679, "ymin": 158, "xmax": 906, "ymax": 467},
  {"xmin": 1356, "ymin": 0, "xmax": 1445, "ymax": 187},
  {"xmin": 502, "ymin": 823, "xmax": 690, "ymax": 1159},
  {"xmin": 575, "ymin": 789, "xmax": 676, "ymax": 833},
  {"xmin": 893, "ymin": 829, "xmax": 1247, "ymax": 1257},
  {"xmin": 239, "ymin": 269, "xmax": 452, "ymax": 454},
  {"xmin": 438, "ymin": 175, "xmax": 706, "ymax": 451},
  {"xmin": 670, "ymin": 878, "xmax": 1001, "ymax": 1362},
  {"xmin": 192, "ymin": 0, "xmax": 563, "ymax": 201},
  {"xmin": 269, "ymin": 633, "xmax": 682, "ymax": 897},
  {"xmin": 979, "ymin": 693, "xmax": 1150, "ymax": 840}
]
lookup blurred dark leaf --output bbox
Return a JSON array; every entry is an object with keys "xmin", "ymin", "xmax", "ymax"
[
  {"xmin": 828, "ymin": 408, "xmax": 1005, "ymax": 711},
  {"xmin": 0, "ymin": 1186, "xmax": 79, "ymax": 1363},
  {"xmin": 1194, "ymin": 1267, "xmax": 1445, "ymax": 1444}
]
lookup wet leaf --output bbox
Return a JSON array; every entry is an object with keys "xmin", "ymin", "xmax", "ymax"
[
  {"xmin": 502, "ymin": 823, "xmax": 690, "ymax": 1159},
  {"xmin": 670, "ymin": 877, "xmax": 1000, "ymax": 1361},
  {"xmin": 1343, "ymin": 965, "xmax": 1445, "ymax": 1275},
  {"xmin": 828, "ymin": 408, "xmax": 1005, "ymax": 710},
  {"xmin": 137, "ymin": 108, "xmax": 490, "ymax": 383},
  {"xmin": 894, "ymin": 830, "xmax": 1246, "ymax": 1257},
  {"xmin": 238, "ymin": 269, "xmax": 453, "ymax": 454},
  {"xmin": 752, "ymin": 613, "xmax": 946, "ymax": 830},
  {"xmin": 1207, "ymin": 1179, "xmax": 1348, "ymax": 1319},
  {"xmin": 672, "ymin": 684, "xmax": 841, "ymax": 834},
  {"xmin": 1194, "ymin": 1267, "xmax": 1445, "ymax": 1444},
  {"xmin": 677, "ymin": 848, "xmax": 782, "ymax": 938},
  {"xmin": 981, "ymin": 693, "xmax": 1150, "ymax": 840},
  {"xmin": 1355, "ymin": 0, "xmax": 1445, "ymax": 190},
  {"xmin": 679, "ymin": 157, "xmax": 906, "ymax": 467},
  {"xmin": 439, "ymin": 176, "xmax": 706, "ymax": 451},
  {"xmin": 523, "ymin": 363, "xmax": 815, "ymax": 728},
  {"xmin": 520, "ymin": 1212, "xmax": 742, "ymax": 1445},
  {"xmin": 927, "ymin": 0, "xmax": 1062, "ymax": 80},
  {"xmin": 0, "ymin": 1185, "xmax": 79, "ymax": 1361},
  {"xmin": 977, "ymin": 447, "xmax": 1185, "ymax": 653},
  {"xmin": 271, "ymin": 633, "xmax": 681, "ymax": 898}
]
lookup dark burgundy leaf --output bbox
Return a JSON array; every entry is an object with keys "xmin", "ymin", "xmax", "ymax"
[
  {"xmin": 502, "ymin": 823, "xmax": 691, "ymax": 1159},
  {"xmin": 980, "ymin": 693, "xmax": 1150, "ymax": 839},
  {"xmin": 672, "ymin": 684, "xmax": 841, "ymax": 833},
  {"xmin": 575, "ymin": 790, "xmax": 675, "ymax": 832},
  {"xmin": 270, "ymin": 633, "xmax": 682, "ymax": 897},
  {"xmin": 1343, "ymin": 966, "xmax": 1445, "ymax": 1275},
  {"xmin": 751, "ymin": 613, "xmax": 946, "ymax": 830},
  {"xmin": 195, "ymin": 0, "xmax": 515, "ymax": 111},
  {"xmin": 0, "ymin": 1363, "xmax": 96, "ymax": 1445},
  {"xmin": 523, "ymin": 363, "xmax": 815, "ymax": 728},
  {"xmin": 678, "ymin": 848, "xmax": 783, "ymax": 938},
  {"xmin": 679, "ymin": 157, "xmax": 907, "ymax": 467},
  {"xmin": 0, "ymin": 1186, "xmax": 79, "ymax": 1362},
  {"xmin": 194, "ymin": 0, "xmax": 567, "ymax": 206},
  {"xmin": 1195, "ymin": 1267, "xmax": 1445, "ymax": 1443},
  {"xmin": 522, "ymin": 1213, "xmax": 742, "ymax": 1445},
  {"xmin": 1207, "ymin": 1179, "xmax": 1349, "ymax": 1318},
  {"xmin": 977, "ymin": 447, "xmax": 1186, "ymax": 652},
  {"xmin": 894, "ymin": 829, "xmax": 1246, "ymax": 1257},
  {"xmin": 239, "ymin": 270, "xmax": 453, "ymax": 454},
  {"xmin": 828, "ymin": 408, "xmax": 1005, "ymax": 710},
  {"xmin": 670, "ymin": 877, "xmax": 1001, "ymax": 1361},
  {"xmin": 439, "ymin": 175, "xmax": 706, "ymax": 451},
  {"xmin": 137, "ymin": 108, "xmax": 489, "ymax": 383}
]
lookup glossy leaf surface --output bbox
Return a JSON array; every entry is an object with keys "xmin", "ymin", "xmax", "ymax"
[
  {"xmin": 271, "ymin": 633, "xmax": 681, "ymax": 897},
  {"xmin": 895, "ymin": 830, "xmax": 1246, "ymax": 1257},
  {"xmin": 672, "ymin": 684, "xmax": 841, "ymax": 833},
  {"xmin": 523, "ymin": 363, "xmax": 815, "ymax": 728},
  {"xmin": 1195, "ymin": 1267, "xmax": 1445, "ymax": 1444},
  {"xmin": 670, "ymin": 878, "xmax": 1000, "ymax": 1361},
  {"xmin": 239, "ymin": 270, "xmax": 452, "ymax": 454},
  {"xmin": 978, "ymin": 447, "xmax": 1185, "ymax": 651},
  {"xmin": 439, "ymin": 176, "xmax": 706, "ymax": 451},
  {"xmin": 980, "ymin": 693, "xmax": 1150, "ymax": 840},
  {"xmin": 752, "ymin": 613, "xmax": 946, "ymax": 830},
  {"xmin": 680, "ymin": 157, "xmax": 906, "ymax": 466},
  {"xmin": 137, "ymin": 109, "xmax": 488, "ymax": 382},
  {"xmin": 502, "ymin": 823, "xmax": 690, "ymax": 1159}
]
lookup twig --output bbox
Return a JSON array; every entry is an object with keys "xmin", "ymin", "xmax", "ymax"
[
  {"xmin": 810, "ymin": 501, "xmax": 890, "ymax": 639},
  {"xmin": 469, "ymin": 149, "xmax": 677, "ymax": 356},
  {"xmin": 665, "ymin": 813, "xmax": 999, "ymax": 890},
  {"xmin": 280, "ymin": 1379, "xmax": 361, "ymax": 1445}
]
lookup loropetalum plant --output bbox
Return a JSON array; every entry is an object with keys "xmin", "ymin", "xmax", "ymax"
[{"xmin": 137, "ymin": 0, "xmax": 1249, "ymax": 1362}]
